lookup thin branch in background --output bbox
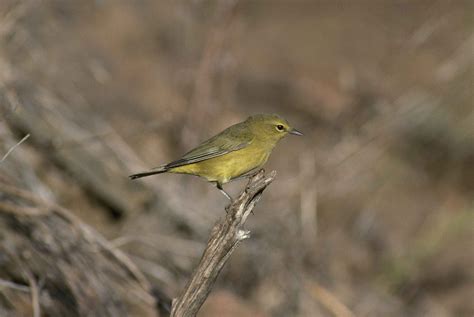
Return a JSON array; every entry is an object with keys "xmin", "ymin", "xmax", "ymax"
[
  {"xmin": 110, "ymin": 234, "xmax": 205, "ymax": 258},
  {"xmin": 128, "ymin": 254, "xmax": 176, "ymax": 287},
  {"xmin": 54, "ymin": 121, "xmax": 163, "ymax": 151},
  {"xmin": 0, "ymin": 278, "xmax": 31, "ymax": 293},
  {"xmin": 304, "ymin": 280, "xmax": 355, "ymax": 317},
  {"xmin": 24, "ymin": 269, "xmax": 41, "ymax": 317},
  {"xmin": 436, "ymin": 33, "xmax": 474, "ymax": 82},
  {"xmin": 299, "ymin": 151, "xmax": 318, "ymax": 244},
  {"xmin": 99, "ymin": 121, "xmax": 151, "ymax": 173},
  {"xmin": 0, "ymin": 133, "xmax": 30, "ymax": 163}
]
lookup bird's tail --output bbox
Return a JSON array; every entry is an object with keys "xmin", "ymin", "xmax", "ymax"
[{"xmin": 129, "ymin": 165, "xmax": 168, "ymax": 180}]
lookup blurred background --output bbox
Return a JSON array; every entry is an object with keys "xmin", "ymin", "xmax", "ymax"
[{"xmin": 0, "ymin": 0, "xmax": 473, "ymax": 316}]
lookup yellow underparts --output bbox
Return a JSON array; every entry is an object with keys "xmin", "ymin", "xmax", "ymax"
[{"xmin": 168, "ymin": 147, "xmax": 270, "ymax": 184}]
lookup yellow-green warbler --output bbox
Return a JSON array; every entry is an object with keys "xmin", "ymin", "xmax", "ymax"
[{"xmin": 130, "ymin": 114, "xmax": 302, "ymax": 200}]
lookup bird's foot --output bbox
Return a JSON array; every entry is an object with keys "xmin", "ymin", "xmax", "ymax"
[{"xmin": 216, "ymin": 182, "xmax": 233, "ymax": 203}]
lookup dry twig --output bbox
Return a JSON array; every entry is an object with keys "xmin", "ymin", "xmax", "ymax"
[
  {"xmin": 0, "ymin": 133, "xmax": 30, "ymax": 163},
  {"xmin": 0, "ymin": 278, "xmax": 30, "ymax": 293},
  {"xmin": 304, "ymin": 280, "xmax": 355, "ymax": 317},
  {"xmin": 170, "ymin": 170, "xmax": 276, "ymax": 317},
  {"xmin": 24, "ymin": 270, "xmax": 40, "ymax": 317}
]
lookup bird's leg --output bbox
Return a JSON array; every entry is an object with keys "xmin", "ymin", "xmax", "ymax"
[{"xmin": 215, "ymin": 182, "xmax": 232, "ymax": 202}]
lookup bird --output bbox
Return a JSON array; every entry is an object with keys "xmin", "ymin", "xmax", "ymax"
[{"xmin": 129, "ymin": 113, "xmax": 302, "ymax": 200}]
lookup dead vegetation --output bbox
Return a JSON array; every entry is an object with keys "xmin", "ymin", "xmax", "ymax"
[{"xmin": 1, "ymin": 1, "xmax": 473, "ymax": 316}]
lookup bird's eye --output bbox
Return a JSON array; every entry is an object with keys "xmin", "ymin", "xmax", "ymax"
[{"xmin": 276, "ymin": 125, "xmax": 285, "ymax": 131}]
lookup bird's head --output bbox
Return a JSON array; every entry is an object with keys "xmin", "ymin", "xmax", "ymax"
[{"xmin": 247, "ymin": 114, "xmax": 303, "ymax": 143}]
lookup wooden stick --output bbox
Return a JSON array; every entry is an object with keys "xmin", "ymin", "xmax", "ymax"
[
  {"xmin": 0, "ymin": 133, "xmax": 30, "ymax": 163},
  {"xmin": 170, "ymin": 170, "xmax": 276, "ymax": 317},
  {"xmin": 24, "ymin": 269, "xmax": 40, "ymax": 317}
]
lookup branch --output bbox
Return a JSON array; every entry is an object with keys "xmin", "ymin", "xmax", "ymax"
[
  {"xmin": 170, "ymin": 170, "xmax": 276, "ymax": 317},
  {"xmin": 0, "ymin": 133, "xmax": 30, "ymax": 163},
  {"xmin": 24, "ymin": 269, "xmax": 40, "ymax": 317}
]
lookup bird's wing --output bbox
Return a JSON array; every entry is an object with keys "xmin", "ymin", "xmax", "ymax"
[{"xmin": 164, "ymin": 122, "xmax": 253, "ymax": 169}]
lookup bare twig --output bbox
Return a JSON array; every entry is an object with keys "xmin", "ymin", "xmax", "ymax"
[
  {"xmin": 24, "ymin": 270, "xmax": 40, "ymax": 317},
  {"xmin": 129, "ymin": 255, "xmax": 176, "ymax": 287},
  {"xmin": 304, "ymin": 280, "xmax": 355, "ymax": 317},
  {"xmin": 0, "ymin": 133, "xmax": 30, "ymax": 163},
  {"xmin": 170, "ymin": 170, "xmax": 276, "ymax": 317},
  {"xmin": 299, "ymin": 151, "xmax": 318, "ymax": 244},
  {"xmin": 0, "ymin": 278, "xmax": 30, "ymax": 293},
  {"xmin": 110, "ymin": 234, "xmax": 205, "ymax": 258}
]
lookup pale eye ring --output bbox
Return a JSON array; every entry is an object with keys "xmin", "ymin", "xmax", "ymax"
[{"xmin": 276, "ymin": 124, "xmax": 285, "ymax": 131}]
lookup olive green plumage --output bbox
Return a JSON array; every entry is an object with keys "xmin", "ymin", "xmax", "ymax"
[{"xmin": 129, "ymin": 114, "xmax": 302, "ymax": 199}]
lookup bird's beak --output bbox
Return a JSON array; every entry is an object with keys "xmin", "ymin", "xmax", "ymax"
[{"xmin": 289, "ymin": 128, "xmax": 303, "ymax": 136}]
